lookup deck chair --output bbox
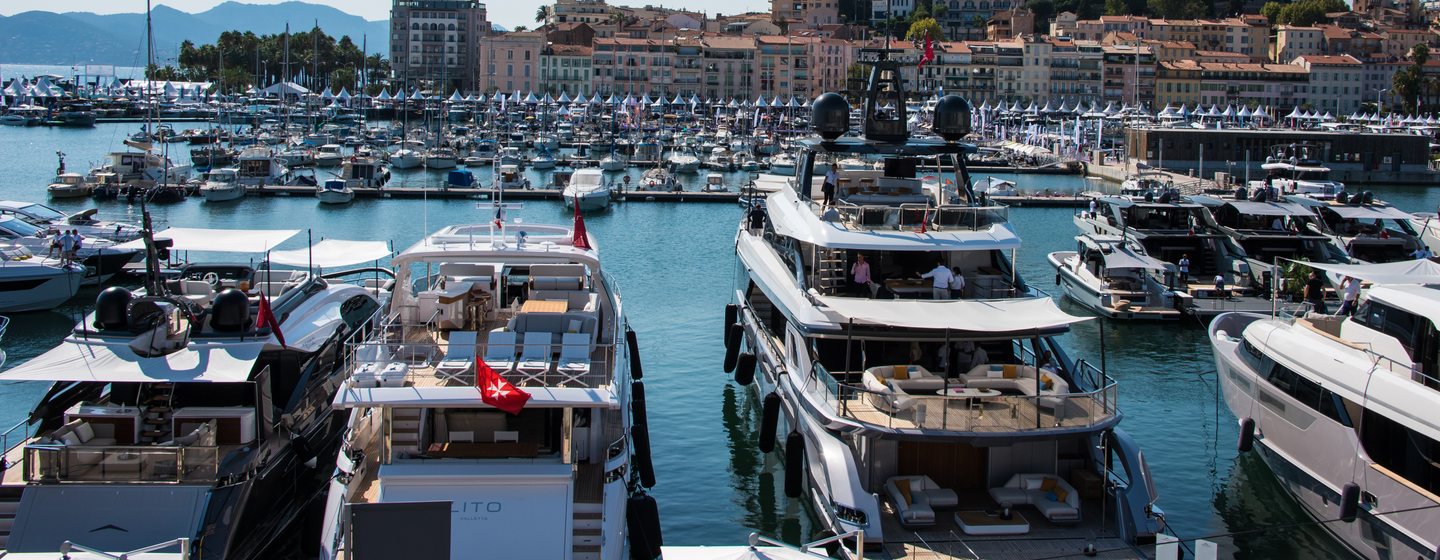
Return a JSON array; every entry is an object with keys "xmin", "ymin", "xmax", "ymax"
[
  {"xmin": 482, "ymin": 331, "xmax": 518, "ymax": 373},
  {"xmin": 435, "ymin": 331, "xmax": 478, "ymax": 383},
  {"xmin": 555, "ymin": 333, "xmax": 592, "ymax": 386},
  {"xmin": 517, "ymin": 332, "xmax": 555, "ymax": 384}
]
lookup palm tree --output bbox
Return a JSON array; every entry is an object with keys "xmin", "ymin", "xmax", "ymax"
[{"xmin": 536, "ymin": 5, "xmax": 550, "ymax": 23}]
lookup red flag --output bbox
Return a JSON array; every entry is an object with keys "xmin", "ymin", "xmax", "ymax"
[
  {"xmin": 917, "ymin": 206, "xmax": 929, "ymax": 234},
  {"xmin": 573, "ymin": 196, "xmax": 592, "ymax": 250},
  {"xmin": 919, "ymin": 32, "xmax": 935, "ymax": 70},
  {"xmin": 477, "ymin": 358, "xmax": 530, "ymax": 415},
  {"xmin": 256, "ymin": 291, "xmax": 286, "ymax": 348}
]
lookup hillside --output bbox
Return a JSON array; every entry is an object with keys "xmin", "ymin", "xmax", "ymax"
[{"xmin": 0, "ymin": 1, "xmax": 386, "ymax": 65}]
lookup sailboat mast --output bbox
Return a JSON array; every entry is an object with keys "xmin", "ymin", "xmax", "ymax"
[{"xmin": 283, "ymin": 23, "xmax": 291, "ymax": 131}]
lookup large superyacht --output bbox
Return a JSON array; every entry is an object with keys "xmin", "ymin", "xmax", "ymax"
[
  {"xmin": 727, "ymin": 49, "xmax": 1165, "ymax": 558},
  {"xmin": 1210, "ymin": 262, "xmax": 1440, "ymax": 560},
  {"xmin": 319, "ymin": 217, "xmax": 659, "ymax": 560},
  {"xmin": 0, "ymin": 222, "xmax": 389, "ymax": 559}
]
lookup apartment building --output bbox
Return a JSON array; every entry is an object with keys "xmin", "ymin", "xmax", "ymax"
[
  {"xmin": 540, "ymin": 44, "xmax": 594, "ymax": 96},
  {"xmin": 591, "ymin": 37, "xmax": 674, "ymax": 96},
  {"xmin": 390, "ymin": 0, "xmax": 490, "ymax": 91},
  {"xmin": 475, "ymin": 31, "xmax": 544, "ymax": 93},
  {"xmin": 1294, "ymin": 54, "xmax": 1366, "ymax": 114},
  {"xmin": 1156, "ymin": 60, "xmax": 1308, "ymax": 109},
  {"xmin": 771, "ymin": 0, "xmax": 840, "ymax": 29},
  {"xmin": 700, "ymin": 36, "xmax": 757, "ymax": 100},
  {"xmin": 1102, "ymin": 44, "xmax": 1156, "ymax": 106}
]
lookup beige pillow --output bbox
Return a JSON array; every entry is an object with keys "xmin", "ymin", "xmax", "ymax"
[
  {"xmin": 75, "ymin": 422, "xmax": 96, "ymax": 443},
  {"xmin": 59, "ymin": 432, "xmax": 81, "ymax": 446},
  {"xmin": 892, "ymin": 365, "xmax": 910, "ymax": 380}
]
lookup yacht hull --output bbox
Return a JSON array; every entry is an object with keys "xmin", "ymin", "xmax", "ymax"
[
  {"xmin": 202, "ymin": 186, "xmax": 246, "ymax": 203},
  {"xmin": 1047, "ymin": 252, "xmax": 1181, "ymax": 320},
  {"xmin": 317, "ymin": 189, "xmax": 356, "ymax": 205},
  {"xmin": 1210, "ymin": 313, "xmax": 1439, "ymax": 560},
  {"xmin": 0, "ymin": 268, "xmax": 82, "ymax": 312}
]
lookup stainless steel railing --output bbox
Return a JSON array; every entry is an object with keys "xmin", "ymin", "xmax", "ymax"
[{"xmin": 24, "ymin": 443, "xmax": 219, "ymax": 483}]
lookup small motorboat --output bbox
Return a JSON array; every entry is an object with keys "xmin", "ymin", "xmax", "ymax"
[
  {"xmin": 47, "ymin": 173, "xmax": 90, "ymax": 199},
  {"xmin": 200, "ymin": 168, "xmax": 246, "ymax": 202},
  {"xmin": 423, "ymin": 147, "xmax": 458, "ymax": 170},
  {"xmin": 638, "ymin": 168, "xmax": 678, "ymax": 191},
  {"xmin": 973, "ymin": 176, "xmax": 1020, "ymax": 197},
  {"xmin": 562, "ymin": 168, "xmax": 612, "ymax": 211},
  {"xmin": 317, "ymin": 179, "xmax": 356, "ymax": 204},
  {"xmin": 599, "ymin": 153, "xmax": 627, "ymax": 171},
  {"xmin": 702, "ymin": 172, "xmax": 729, "ymax": 193},
  {"xmin": 315, "ymin": 144, "xmax": 345, "ymax": 167}
]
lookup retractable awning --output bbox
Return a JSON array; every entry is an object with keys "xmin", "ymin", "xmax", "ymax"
[
  {"xmin": 269, "ymin": 239, "xmax": 390, "ymax": 268},
  {"xmin": 1325, "ymin": 205, "xmax": 1415, "ymax": 220},
  {"xmin": 815, "ymin": 296, "xmax": 1089, "ymax": 333},
  {"xmin": 0, "ymin": 339, "xmax": 264, "ymax": 383},
  {"xmin": 115, "ymin": 228, "xmax": 300, "ymax": 252},
  {"xmin": 1286, "ymin": 258, "xmax": 1440, "ymax": 285}
]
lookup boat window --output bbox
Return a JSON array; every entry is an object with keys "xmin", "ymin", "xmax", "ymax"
[
  {"xmin": 0, "ymin": 217, "xmax": 43, "ymax": 237},
  {"xmin": 1267, "ymin": 363, "xmax": 1350, "ymax": 427},
  {"xmin": 1358, "ymin": 408, "xmax": 1440, "ymax": 496},
  {"xmin": 19, "ymin": 203, "xmax": 64, "ymax": 220},
  {"xmin": 341, "ymin": 295, "xmax": 380, "ymax": 332}
]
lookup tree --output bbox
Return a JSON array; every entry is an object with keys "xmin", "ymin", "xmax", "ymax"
[
  {"xmin": 1104, "ymin": 0, "xmax": 1129, "ymax": 15},
  {"xmin": 933, "ymin": 1, "xmax": 949, "ymax": 19},
  {"xmin": 514, "ymin": 25, "xmax": 529, "ymax": 32},
  {"xmin": 330, "ymin": 68, "xmax": 356, "ymax": 92},
  {"xmin": 1147, "ymin": 0, "xmax": 1207, "ymax": 19},
  {"xmin": 1260, "ymin": 1, "xmax": 1283, "ymax": 22},
  {"xmin": 536, "ymin": 5, "xmax": 550, "ymax": 23},
  {"xmin": 1395, "ymin": 65, "xmax": 1422, "ymax": 114},
  {"xmin": 1412, "ymin": 43, "xmax": 1429, "ymax": 66},
  {"xmin": 906, "ymin": 17, "xmax": 944, "ymax": 41}
]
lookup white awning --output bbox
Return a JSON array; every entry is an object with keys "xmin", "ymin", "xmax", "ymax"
[
  {"xmin": 1227, "ymin": 200, "xmax": 1314, "ymax": 217},
  {"xmin": 116, "ymin": 228, "xmax": 300, "ymax": 252},
  {"xmin": 1326, "ymin": 205, "xmax": 1415, "ymax": 220},
  {"xmin": 333, "ymin": 385, "xmax": 618, "ymax": 409},
  {"xmin": 1287, "ymin": 258, "xmax": 1440, "ymax": 285},
  {"xmin": 0, "ymin": 339, "xmax": 264, "ymax": 383},
  {"xmin": 269, "ymin": 240, "xmax": 391, "ymax": 268},
  {"xmin": 815, "ymin": 296, "xmax": 1089, "ymax": 332},
  {"xmin": 1102, "ymin": 246, "xmax": 1169, "ymax": 271},
  {"xmin": 766, "ymin": 188, "xmax": 1020, "ymax": 251}
]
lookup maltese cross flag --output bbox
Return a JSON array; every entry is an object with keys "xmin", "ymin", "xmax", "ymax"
[{"xmin": 477, "ymin": 358, "xmax": 530, "ymax": 415}]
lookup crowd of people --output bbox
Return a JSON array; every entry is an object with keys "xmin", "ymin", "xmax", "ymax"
[{"xmin": 47, "ymin": 229, "xmax": 84, "ymax": 265}]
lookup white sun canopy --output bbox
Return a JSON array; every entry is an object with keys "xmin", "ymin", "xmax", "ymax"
[
  {"xmin": 1102, "ymin": 246, "xmax": 1169, "ymax": 271},
  {"xmin": 116, "ymin": 228, "xmax": 300, "ymax": 252},
  {"xmin": 815, "ymin": 296, "xmax": 1089, "ymax": 332},
  {"xmin": 269, "ymin": 239, "xmax": 391, "ymax": 268},
  {"xmin": 1226, "ymin": 200, "xmax": 1313, "ymax": 217},
  {"xmin": 1286, "ymin": 258, "xmax": 1440, "ymax": 285},
  {"xmin": 0, "ymin": 340, "xmax": 265, "ymax": 383}
]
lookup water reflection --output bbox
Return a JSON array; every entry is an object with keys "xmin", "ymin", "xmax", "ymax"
[
  {"xmin": 1214, "ymin": 453, "xmax": 1352, "ymax": 559},
  {"xmin": 719, "ymin": 384, "xmax": 811, "ymax": 544}
]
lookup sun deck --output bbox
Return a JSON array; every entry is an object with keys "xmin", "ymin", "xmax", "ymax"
[{"xmin": 876, "ymin": 497, "xmax": 1142, "ymax": 559}]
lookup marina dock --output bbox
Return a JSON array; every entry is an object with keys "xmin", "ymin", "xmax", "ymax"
[{"xmin": 250, "ymin": 185, "xmax": 743, "ymax": 202}]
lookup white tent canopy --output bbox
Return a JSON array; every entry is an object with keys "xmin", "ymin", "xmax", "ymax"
[
  {"xmin": 0, "ymin": 340, "xmax": 265, "ymax": 383},
  {"xmin": 269, "ymin": 239, "xmax": 391, "ymax": 268},
  {"xmin": 815, "ymin": 296, "xmax": 1089, "ymax": 332},
  {"xmin": 1286, "ymin": 258, "xmax": 1440, "ymax": 285},
  {"xmin": 116, "ymin": 228, "xmax": 300, "ymax": 252}
]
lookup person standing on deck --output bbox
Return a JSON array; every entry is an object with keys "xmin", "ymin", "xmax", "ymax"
[
  {"xmin": 918, "ymin": 259, "xmax": 955, "ymax": 300},
  {"xmin": 1178, "ymin": 254, "xmax": 1191, "ymax": 286}
]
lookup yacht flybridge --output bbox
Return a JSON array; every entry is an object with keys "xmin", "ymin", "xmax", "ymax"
[
  {"xmin": 1209, "ymin": 260, "xmax": 1440, "ymax": 560},
  {"xmin": 730, "ymin": 49, "xmax": 1164, "ymax": 558},
  {"xmin": 0, "ymin": 225, "xmax": 390, "ymax": 560},
  {"xmin": 319, "ymin": 220, "xmax": 657, "ymax": 560}
]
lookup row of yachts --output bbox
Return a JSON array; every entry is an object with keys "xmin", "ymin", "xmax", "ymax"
[{"xmin": 0, "ymin": 56, "xmax": 1435, "ymax": 560}]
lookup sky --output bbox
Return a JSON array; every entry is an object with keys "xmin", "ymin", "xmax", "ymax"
[{"xmin": 0, "ymin": 0, "xmax": 771, "ymax": 33}]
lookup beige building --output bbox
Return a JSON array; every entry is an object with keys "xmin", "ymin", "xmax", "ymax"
[
  {"xmin": 1274, "ymin": 25, "xmax": 1324, "ymax": 63},
  {"xmin": 476, "ymin": 31, "xmax": 544, "ymax": 93},
  {"xmin": 547, "ymin": 0, "xmax": 614, "ymax": 26},
  {"xmin": 771, "ymin": 0, "xmax": 840, "ymax": 29},
  {"xmin": 1294, "ymin": 54, "xmax": 1366, "ymax": 114},
  {"xmin": 540, "ymin": 44, "xmax": 594, "ymax": 96},
  {"xmin": 390, "ymin": 0, "xmax": 490, "ymax": 92},
  {"xmin": 700, "ymin": 36, "xmax": 757, "ymax": 100},
  {"xmin": 591, "ymin": 37, "xmax": 675, "ymax": 96}
]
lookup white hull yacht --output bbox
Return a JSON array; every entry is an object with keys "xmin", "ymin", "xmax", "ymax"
[
  {"xmin": 318, "ymin": 220, "xmax": 659, "ymax": 560},
  {"xmin": 1288, "ymin": 195, "xmax": 1426, "ymax": 263},
  {"xmin": 1048, "ymin": 235, "xmax": 1181, "ymax": 320},
  {"xmin": 729, "ymin": 51, "xmax": 1165, "ymax": 558},
  {"xmin": 1209, "ymin": 262, "xmax": 1440, "ymax": 560},
  {"xmin": 317, "ymin": 180, "xmax": 356, "ymax": 205},
  {"xmin": 200, "ymin": 168, "xmax": 246, "ymax": 203},
  {"xmin": 563, "ymin": 168, "xmax": 612, "ymax": 211},
  {"xmin": 0, "ymin": 216, "xmax": 140, "ymax": 285},
  {"xmin": 0, "ymin": 245, "xmax": 85, "ymax": 312},
  {"xmin": 0, "ymin": 226, "xmax": 390, "ymax": 560}
]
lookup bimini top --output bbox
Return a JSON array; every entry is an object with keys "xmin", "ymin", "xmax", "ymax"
[
  {"xmin": 766, "ymin": 186, "xmax": 1020, "ymax": 251},
  {"xmin": 1287, "ymin": 197, "xmax": 1415, "ymax": 220},
  {"xmin": 1096, "ymin": 195, "xmax": 1201, "ymax": 209},
  {"xmin": 1079, "ymin": 236, "xmax": 1169, "ymax": 271},
  {"xmin": 802, "ymin": 135, "xmax": 977, "ymax": 155},
  {"xmin": 0, "ymin": 338, "xmax": 265, "ymax": 383},
  {"xmin": 1189, "ymin": 196, "xmax": 1314, "ymax": 217},
  {"xmin": 815, "ymin": 295, "xmax": 1088, "ymax": 334},
  {"xmin": 269, "ymin": 239, "xmax": 391, "ymax": 269},
  {"xmin": 115, "ymin": 227, "xmax": 300, "ymax": 253},
  {"xmin": 397, "ymin": 223, "xmax": 596, "ymax": 263},
  {"xmin": 1286, "ymin": 258, "xmax": 1440, "ymax": 286}
]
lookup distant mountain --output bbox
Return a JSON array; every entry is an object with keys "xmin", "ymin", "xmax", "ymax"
[{"xmin": 0, "ymin": 1, "xmax": 387, "ymax": 66}]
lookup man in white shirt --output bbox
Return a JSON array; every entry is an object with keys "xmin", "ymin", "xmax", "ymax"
[
  {"xmin": 58, "ymin": 231, "xmax": 75, "ymax": 265},
  {"xmin": 918, "ymin": 260, "xmax": 954, "ymax": 299},
  {"xmin": 1338, "ymin": 276, "xmax": 1362, "ymax": 316}
]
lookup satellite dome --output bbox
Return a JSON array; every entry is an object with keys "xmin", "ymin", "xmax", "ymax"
[
  {"xmin": 932, "ymin": 95, "xmax": 972, "ymax": 141},
  {"xmin": 811, "ymin": 93, "xmax": 850, "ymax": 141}
]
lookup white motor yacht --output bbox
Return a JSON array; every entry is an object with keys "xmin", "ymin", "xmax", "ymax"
[
  {"xmin": 730, "ymin": 52, "xmax": 1165, "ymax": 556},
  {"xmin": 276, "ymin": 145, "xmax": 315, "ymax": 168},
  {"xmin": 0, "ymin": 244, "xmax": 84, "ymax": 312},
  {"xmin": 1190, "ymin": 193, "xmax": 1352, "ymax": 280},
  {"xmin": 562, "ymin": 168, "xmax": 612, "ymax": 211},
  {"xmin": 599, "ymin": 153, "xmax": 628, "ymax": 172},
  {"xmin": 1288, "ymin": 195, "xmax": 1425, "ymax": 263},
  {"xmin": 638, "ymin": 168, "xmax": 677, "ymax": 192},
  {"xmin": 315, "ymin": 144, "xmax": 346, "ymax": 167},
  {"xmin": 235, "ymin": 146, "xmax": 314, "ymax": 187},
  {"xmin": 1209, "ymin": 262, "xmax": 1440, "ymax": 560},
  {"xmin": 200, "ymin": 168, "xmax": 247, "ymax": 203},
  {"xmin": 702, "ymin": 172, "xmax": 728, "ymax": 192},
  {"xmin": 495, "ymin": 165, "xmax": 530, "ymax": 190},
  {"xmin": 317, "ymin": 179, "xmax": 356, "ymax": 204},
  {"xmin": 972, "ymin": 176, "xmax": 1019, "ymax": 198},
  {"xmin": 767, "ymin": 153, "xmax": 797, "ymax": 175},
  {"xmin": 1248, "ymin": 143, "xmax": 1345, "ymax": 199},
  {"xmin": 666, "ymin": 151, "xmax": 701, "ymax": 173},
  {"xmin": 1048, "ymin": 235, "xmax": 1182, "ymax": 320},
  {"xmin": 47, "ymin": 173, "xmax": 90, "ymax": 199},
  {"xmin": 317, "ymin": 220, "xmax": 658, "ymax": 560},
  {"xmin": 0, "ymin": 227, "xmax": 390, "ymax": 560},
  {"xmin": 336, "ymin": 156, "xmax": 390, "ymax": 190},
  {"xmin": 530, "ymin": 149, "xmax": 558, "ymax": 170},
  {"xmin": 0, "ymin": 216, "xmax": 140, "ymax": 285},
  {"xmin": 0, "ymin": 201, "xmax": 142, "ymax": 242}
]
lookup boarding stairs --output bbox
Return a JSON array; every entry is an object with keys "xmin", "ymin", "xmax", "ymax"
[
  {"xmin": 572, "ymin": 502, "xmax": 604, "ymax": 560},
  {"xmin": 141, "ymin": 382, "xmax": 176, "ymax": 443},
  {"xmin": 814, "ymin": 248, "xmax": 849, "ymax": 293}
]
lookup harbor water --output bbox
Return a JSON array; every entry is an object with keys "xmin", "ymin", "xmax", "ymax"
[{"xmin": 5, "ymin": 122, "xmax": 1437, "ymax": 558}]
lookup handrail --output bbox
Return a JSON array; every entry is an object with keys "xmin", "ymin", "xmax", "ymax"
[
  {"xmin": 344, "ymin": 340, "xmax": 618, "ymax": 390},
  {"xmin": 24, "ymin": 443, "xmax": 220, "ymax": 483},
  {"xmin": 61, "ymin": 537, "xmax": 190, "ymax": 559},
  {"xmin": 0, "ymin": 419, "xmax": 32, "ymax": 468}
]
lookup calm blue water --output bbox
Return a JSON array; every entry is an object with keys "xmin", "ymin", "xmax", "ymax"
[{"xmin": 4, "ymin": 123, "xmax": 1435, "ymax": 557}]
